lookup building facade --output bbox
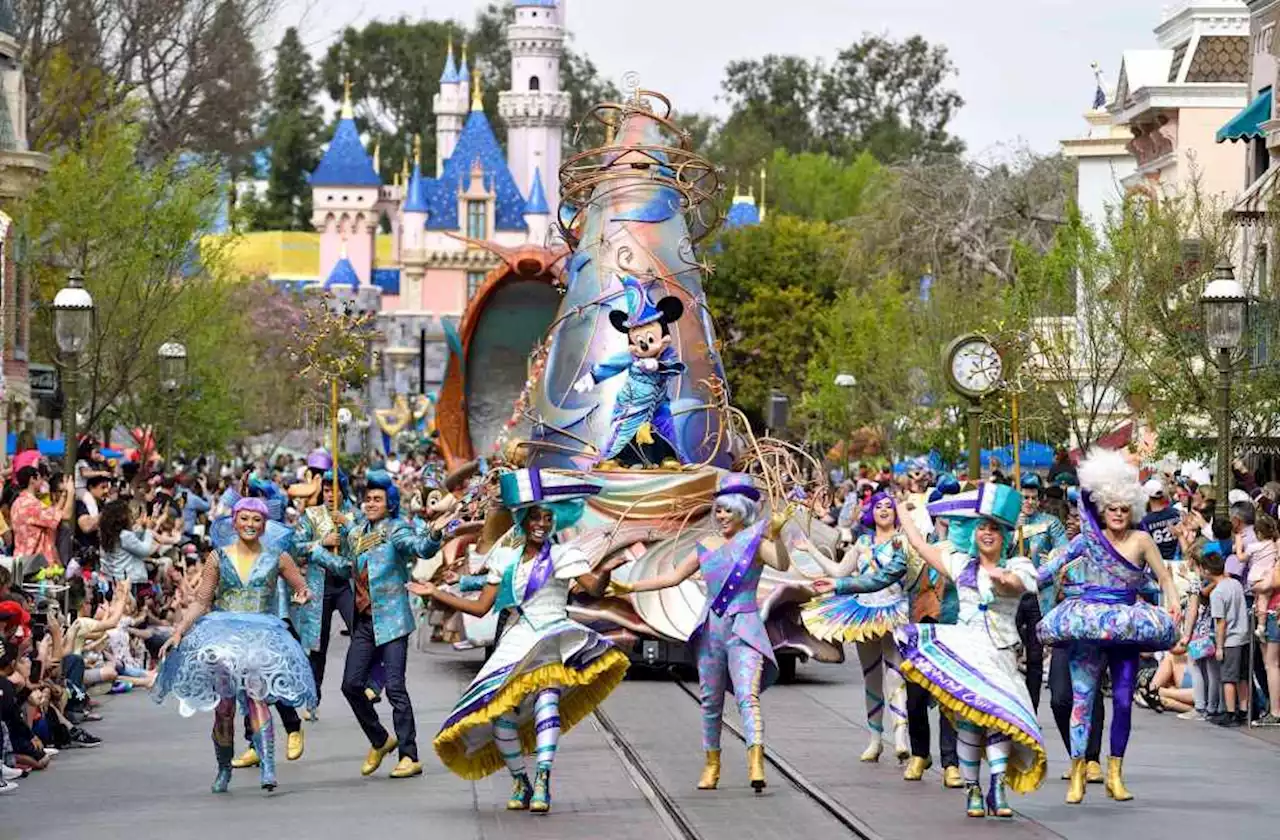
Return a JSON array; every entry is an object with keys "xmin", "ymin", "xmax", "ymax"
[
  {"xmin": 1111, "ymin": 1, "xmax": 1250, "ymax": 200},
  {"xmin": 0, "ymin": 0, "xmax": 49, "ymax": 449}
]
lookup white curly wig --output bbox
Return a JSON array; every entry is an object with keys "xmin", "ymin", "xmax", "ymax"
[{"xmin": 1077, "ymin": 447, "xmax": 1145, "ymax": 523}]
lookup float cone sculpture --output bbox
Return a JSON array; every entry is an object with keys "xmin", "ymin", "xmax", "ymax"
[{"xmin": 530, "ymin": 91, "xmax": 729, "ymax": 471}]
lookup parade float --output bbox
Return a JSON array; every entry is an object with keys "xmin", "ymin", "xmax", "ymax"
[{"xmin": 451, "ymin": 88, "xmax": 843, "ymax": 677}]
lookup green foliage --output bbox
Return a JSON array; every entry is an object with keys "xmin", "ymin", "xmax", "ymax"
[
  {"xmin": 706, "ymin": 216, "xmax": 849, "ymax": 422},
  {"xmin": 763, "ymin": 149, "xmax": 885, "ymax": 223},
  {"xmin": 708, "ymin": 33, "xmax": 964, "ymax": 179},
  {"xmin": 16, "ymin": 115, "xmax": 302, "ymax": 453},
  {"xmin": 253, "ymin": 28, "xmax": 323, "ymax": 231}
]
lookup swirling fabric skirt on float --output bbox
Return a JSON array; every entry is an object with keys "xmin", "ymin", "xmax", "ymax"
[
  {"xmin": 151, "ymin": 612, "xmax": 318, "ymax": 717},
  {"xmin": 433, "ymin": 616, "xmax": 629, "ymax": 779},
  {"xmin": 895, "ymin": 623, "xmax": 1046, "ymax": 793},
  {"xmin": 801, "ymin": 592, "xmax": 909, "ymax": 643}
]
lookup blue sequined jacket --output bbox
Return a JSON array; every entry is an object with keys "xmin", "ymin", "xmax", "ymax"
[{"xmin": 316, "ymin": 516, "xmax": 442, "ymax": 646}]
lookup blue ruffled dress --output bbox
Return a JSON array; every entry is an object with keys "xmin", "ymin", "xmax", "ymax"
[{"xmin": 152, "ymin": 548, "xmax": 317, "ymax": 717}]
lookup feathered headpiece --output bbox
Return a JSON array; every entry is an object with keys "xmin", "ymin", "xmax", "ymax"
[{"xmin": 1077, "ymin": 448, "xmax": 1144, "ymax": 524}]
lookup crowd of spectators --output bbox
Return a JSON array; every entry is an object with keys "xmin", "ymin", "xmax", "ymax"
[{"xmin": 0, "ymin": 430, "xmax": 453, "ymax": 795}]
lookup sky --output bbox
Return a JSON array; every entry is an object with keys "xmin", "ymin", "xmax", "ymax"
[{"xmin": 282, "ymin": 0, "xmax": 1165, "ymax": 157}]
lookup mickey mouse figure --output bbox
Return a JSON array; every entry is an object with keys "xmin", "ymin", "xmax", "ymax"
[{"xmin": 573, "ymin": 275, "xmax": 688, "ymax": 469}]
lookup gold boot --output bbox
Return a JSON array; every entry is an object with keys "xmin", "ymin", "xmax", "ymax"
[
  {"xmin": 287, "ymin": 730, "xmax": 304, "ymax": 761},
  {"xmin": 747, "ymin": 745, "xmax": 766, "ymax": 792},
  {"xmin": 360, "ymin": 735, "xmax": 398, "ymax": 776},
  {"xmin": 697, "ymin": 750, "xmax": 721, "ymax": 790},
  {"xmin": 860, "ymin": 736, "xmax": 882, "ymax": 762},
  {"xmin": 231, "ymin": 747, "xmax": 259, "ymax": 769},
  {"xmin": 1086, "ymin": 760, "xmax": 1104, "ymax": 784},
  {"xmin": 942, "ymin": 766, "xmax": 964, "ymax": 788},
  {"xmin": 903, "ymin": 756, "xmax": 932, "ymax": 781},
  {"xmin": 1104, "ymin": 756, "xmax": 1133, "ymax": 801},
  {"xmin": 1065, "ymin": 758, "xmax": 1087, "ymax": 805}
]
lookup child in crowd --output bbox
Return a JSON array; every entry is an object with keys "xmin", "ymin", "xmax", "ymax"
[
  {"xmin": 1245, "ymin": 516, "xmax": 1279, "ymax": 635},
  {"xmin": 1180, "ymin": 545, "xmax": 1221, "ymax": 721},
  {"xmin": 1206, "ymin": 551, "xmax": 1250, "ymax": 727}
]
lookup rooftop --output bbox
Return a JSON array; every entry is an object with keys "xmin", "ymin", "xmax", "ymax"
[{"xmin": 311, "ymin": 118, "xmax": 381, "ymax": 187}]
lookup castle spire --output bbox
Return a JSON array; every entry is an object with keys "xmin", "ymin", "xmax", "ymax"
[
  {"xmin": 472, "ymin": 70, "xmax": 483, "ymax": 111},
  {"xmin": 341, "ymin": 74, "xmax": 354, "ymax": 120},
  {"xmin": 372, "ymin": 140, "xmax": 380, "ymax": 173},
  {"xmin": 459, "ymin": 42, "xmax": 471, "ymax": 83},
  {"xmin": 413, "ymin": 133, "xmax": 422, "ymax": 167}
]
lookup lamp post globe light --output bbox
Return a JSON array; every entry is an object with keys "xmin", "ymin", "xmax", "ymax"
[
  {"xmin": 158, "ymin": 341, "xmax": 188, "ymax": 393},
  {"xmin": 1201, "ymin": 260, "xmax": 1249, "ymax": 521},
  {"xmin": 158, "ymin": 341, "xmax": 188, "ymax": 469},
  {"xmin": 52, "ymin": 273, "xmax": 94, "ymax": 477}
]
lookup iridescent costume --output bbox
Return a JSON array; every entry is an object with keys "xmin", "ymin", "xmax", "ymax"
[
  {"xmin": 1036, "ymin": 492, "xmax": 1177, "ymax": 764},
  {"xmin": 896, "ymin": 484, "xmax": 1047, "ymax": 817},
  {"xmin": 152, "ymin": 499, "xmax": 316, "ymax": 793},
  {"xmin": 434, "ymin": 469, "xmax": 628, "ymax": 813},
  {"xmin": 801, "ymin": 514, "xmax": 910, "ymax": 759},
  {"xmin": 690, "ymin": 516, "xmax": 778, "ymax": 756}
]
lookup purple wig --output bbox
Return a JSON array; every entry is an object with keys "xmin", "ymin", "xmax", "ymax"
[
  {"xmin": 232, "ymin": 497, "xmax": 270, "ymax": 519},
  {"xmin": 859, "ymin": 491, "xmax": 899, "ymax": 530}
]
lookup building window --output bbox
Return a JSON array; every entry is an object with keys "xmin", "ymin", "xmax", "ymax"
[
  {"xmin": 529, "ymin": 75, "xmax": 541, "ymax": 91},
  {"xmin": 1258, "ymin": 23, "xmax": 1276, "ymax": 54},
  {"xmin": 467, "ymin": 271, "xmax": 485, "ymax": 299},
  {"xmin": 467, "ymin": 200, "xmax": 487, "ymax": 240}
]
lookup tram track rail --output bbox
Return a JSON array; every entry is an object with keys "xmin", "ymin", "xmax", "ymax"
[{"xmin": 592, "ymin": 677, "xmax": 881, "ymax": 840}]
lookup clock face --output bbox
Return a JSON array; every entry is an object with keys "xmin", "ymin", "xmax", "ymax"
[{"xmin": 949, "ymin": 340, "xmax": 1002, "ymax": 397}]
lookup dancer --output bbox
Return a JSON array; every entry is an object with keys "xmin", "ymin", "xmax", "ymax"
[
  {"xmin": 211, "ymin": 477, "xmax": 307, "ymax": 768},
  {"xmin": 804, "ymin": 491, "xmax": 910, "ymax": 761},
  {"xmin": 288, "ymin": 453, "xmax": 359, "ymax": 717},
  {"xmin": 424, "ymin": 468, "xmax": 629, "ymax": 814},
  {"xmin": 153, "ymin": 498, "xmax": 316, "ymax": 794},
  {"xmin": 1036, "ymin": 449, "xmax": 1180, "ymax": 804},
  {"xmin": 616, "ymin": 473, "xmax": 790, "ymax": 792},
  {"xmin": 894, "ymin": 484, "xmax": 1047, "ymax": 819},
  {"xmin": 1045, "ymin": 490, "xmax": 1106, "ymax": 785},
  {"xmin": 1016, "ymin": 473, "xmax": 1068, "ymax": 710},
  {"xmin": 319, "ymin": 469, "xmax": 443, "ymax": 779},
  {"xmin": 902, "ymin": 474, "xmax": 962, "ymax": 787}
]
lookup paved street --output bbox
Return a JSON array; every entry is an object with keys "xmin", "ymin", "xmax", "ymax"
[{"xmin": 11, "ymin": 638, "xmax": 1280, "ymax": 840}]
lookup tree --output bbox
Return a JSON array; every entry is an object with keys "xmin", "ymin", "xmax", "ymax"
[
  {"xmin": 705, "ymin": 215, "xmax": 849, "ymax": 422},
  {"xmin": 713, "ymin": 34, "xmax": 964, "ymax": 175},
  {"xmin": 17, "ymin": 0, "xmax": 270, "ymax": 160},
  {"xmin": 255, "ymin": 27, "xmax": 323, "ymax": 231},
  {"xmin": 19, "ymin": 115, "xmax": 234, "ymax": 438},
  {"xmin": 815, "ymin": 35, "xmax": 964, "ymax": 161},
  {"xmin": 1004, "ymin": 206, "xmax": 1134, "ymax": 451},
  {"xmin": 764, "ymin": 149, "xmax": 884, "ymax": 223}
]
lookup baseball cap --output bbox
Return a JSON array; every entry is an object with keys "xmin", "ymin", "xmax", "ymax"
[
  {"xmin": 1228, "ymin": 488, "xmax": 1251, "ymax": 506},
  {"xmin": 1142, "ymin": 478, "xmax": 1165, "ymax": 498}
]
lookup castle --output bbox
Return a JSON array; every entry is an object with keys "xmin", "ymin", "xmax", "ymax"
[{"xmin": 231, "ymin": 0, "xmax": 568, "ymax": 417}]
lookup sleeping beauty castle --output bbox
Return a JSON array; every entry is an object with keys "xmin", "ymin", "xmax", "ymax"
[{"xmin": 227, "ymin": 0, "xmax": 763, "ymax": 451}]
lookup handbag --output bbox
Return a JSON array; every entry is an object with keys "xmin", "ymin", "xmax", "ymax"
[{"xmin": 1187, "ymin": 634, "xmax": 1216, "ymax": 661}]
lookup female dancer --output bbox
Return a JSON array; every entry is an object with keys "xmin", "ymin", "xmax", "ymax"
[
  {"xmin": 616, "ymin": 473, "xmax": 790, "ymax": 791},
  {"xmin": 1036, "ymin": 449, "xmax": 1179, "ymax": 804},
  {"xmin": 804, "ymin": 491, "xmax": 910, "ymax": 761},
  {"xmin": 420, "ymin": 468, "xmax": 629, "ymax": 814},
  {"xmin": 892, "ymin": 484, "xmax": 1046, "ymax": 819},
  {"xmin": 153, "ymin": 498, "xmax": 316, "ymax": 794}
]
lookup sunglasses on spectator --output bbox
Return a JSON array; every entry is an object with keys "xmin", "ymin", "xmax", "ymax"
[{"xmin": 1105, "ymin": 504, "xmax": 1131, "ymax": 514}]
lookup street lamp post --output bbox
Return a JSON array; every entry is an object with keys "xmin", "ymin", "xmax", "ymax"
[
  {"xmin": 52, "ymin": 273, "xmax": 94, "ymax": 478},
  {"xmin": 1202, "ymin": 260, "xmax": 1249, "ymax": 523},
  {"xmin": 158, "ymin": 341, "xmax": 188, "ymax": 472},
  {"xmin": 834, "ymin": 373, "xmax": 857, "ymax": 480}
]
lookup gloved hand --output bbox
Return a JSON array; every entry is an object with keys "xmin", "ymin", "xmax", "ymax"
[{"xmin": 573, "ymin": 374, "xmax": 595, "ymax": 394}]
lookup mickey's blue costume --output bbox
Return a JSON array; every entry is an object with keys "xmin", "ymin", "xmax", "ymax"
[{"xmin": 574, "ymin": 276, "xmax": 688, "ymax": 466}]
